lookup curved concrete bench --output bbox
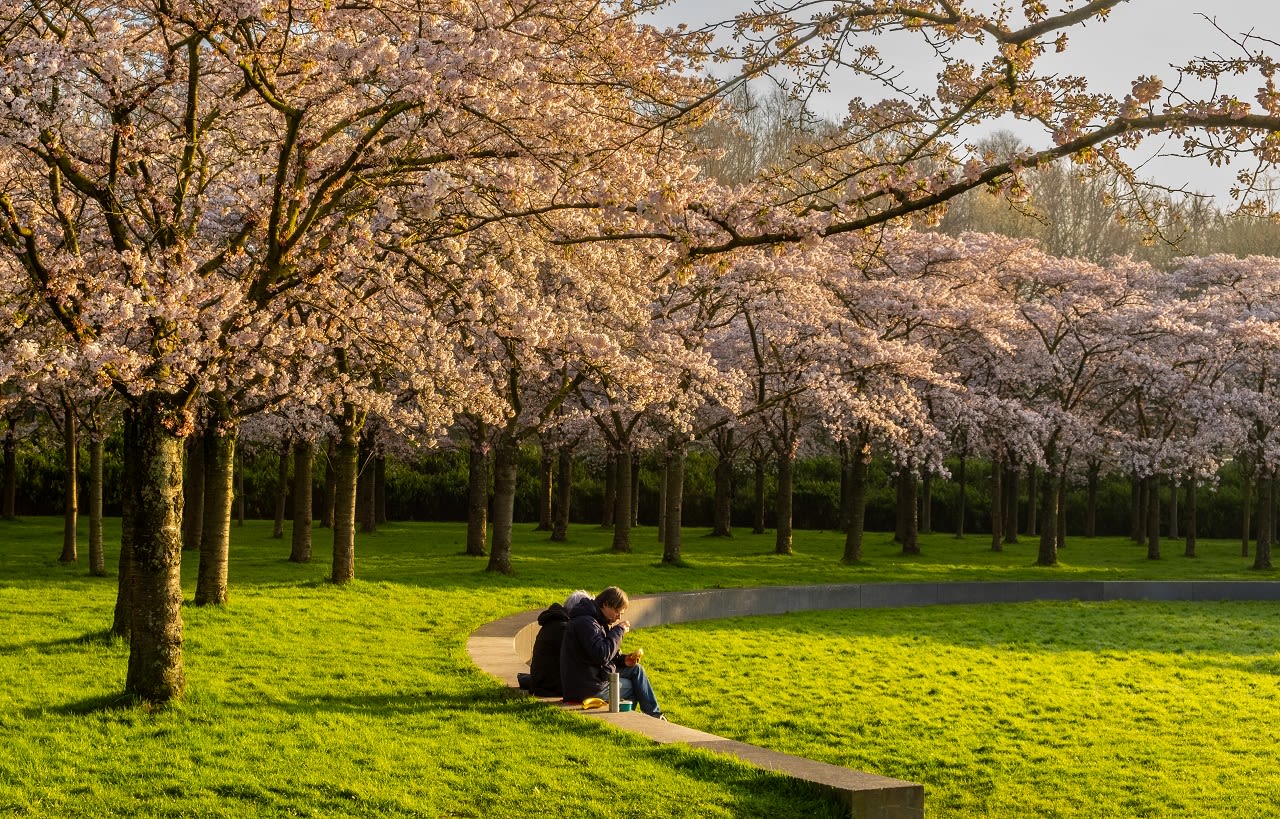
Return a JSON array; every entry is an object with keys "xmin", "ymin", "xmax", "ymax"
[{"xmin": 467, "ymin": 580, "xmax": 1280, "ymax": 819}]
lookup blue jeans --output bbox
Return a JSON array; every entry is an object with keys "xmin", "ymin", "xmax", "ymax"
[{"xmin": 609, "ymin": 663, "xmax": 662, "ymax": 717}]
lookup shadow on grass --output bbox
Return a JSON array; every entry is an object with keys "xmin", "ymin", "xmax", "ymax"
[
  {"xmin": 1, "ymin": 628, "xmax": 122, "ymax": 655},
  {"xmin": 38, "ymin": 690, "xmax": 141, "ymax": 715}
]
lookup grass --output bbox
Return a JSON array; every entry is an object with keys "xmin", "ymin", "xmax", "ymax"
[
  {"xmin": 0, "ymin": 516, "xmax": 1276, "ymax": 817},
  {"xmin": 642, "ymin": 601, "xmax": 1280, "ymax": 818}
]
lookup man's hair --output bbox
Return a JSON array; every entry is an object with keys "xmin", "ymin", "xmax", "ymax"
[{"xmin": 595, "ymin": 586, "xmax": 629, "ymax": 612}]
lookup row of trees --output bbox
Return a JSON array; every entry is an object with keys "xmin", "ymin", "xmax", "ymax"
[{"xmin": 5, "ymin": 0, "xmax": 1280, "ymax": 703}]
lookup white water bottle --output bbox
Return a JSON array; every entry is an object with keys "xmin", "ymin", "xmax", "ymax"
[{"xmin": 608, "ymin": 672, "xmax": 620, "ymax": 712}]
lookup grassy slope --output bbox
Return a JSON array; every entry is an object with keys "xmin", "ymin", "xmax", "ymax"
[{"xmin": 0, "ymin": 517, "xmax": 1274, "ymax": 817}]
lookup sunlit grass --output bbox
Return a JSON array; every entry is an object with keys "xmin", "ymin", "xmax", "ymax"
[
  {"xmin": 0, "ymin": 516, "xmax": 1274, "ymax": 817},
  {"xmin": 641, "ymin": 601, "xmax": 1280, "ymax": 818}
]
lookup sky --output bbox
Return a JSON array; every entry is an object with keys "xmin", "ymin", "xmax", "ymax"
[{"xmin": 645, "ymin": 1, "xmax": 1280, "ymax": 204}]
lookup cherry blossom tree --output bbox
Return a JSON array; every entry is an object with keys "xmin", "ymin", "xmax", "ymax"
[{"xmin": 0, "ymin": 0, "xmax": 708, "ymax": 702}]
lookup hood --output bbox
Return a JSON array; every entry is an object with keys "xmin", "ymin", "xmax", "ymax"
[
  {"xmin": 537, "ymin": 602, "xmax": 570, "ymax": 626},
  {"xmin": 568, "ymin": 597, "xmax": 602, "ymax": 622}
]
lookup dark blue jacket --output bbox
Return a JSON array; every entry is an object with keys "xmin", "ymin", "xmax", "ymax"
[{"xmin": 559, "ymin": 598, "xmax": 625, "ymax": 702}]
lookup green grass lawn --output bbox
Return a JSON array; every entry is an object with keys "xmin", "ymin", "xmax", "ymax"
[{"xmin": 1, "ymin": 517, "xmax": 1276, "ymax": 817}]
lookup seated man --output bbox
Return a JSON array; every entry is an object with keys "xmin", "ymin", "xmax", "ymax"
[
  {"xmin": 560, "ymin": 586, "xmax": 664, "ymax": 718},
  {"xmin": 517, "ymin": 590, "xmax": 591, "ymax": 697}
]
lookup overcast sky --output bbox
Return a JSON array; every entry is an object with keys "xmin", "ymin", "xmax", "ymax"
[{"xmin": 648, "ymin": 1, "xmax": 1280, "ymax": 202}]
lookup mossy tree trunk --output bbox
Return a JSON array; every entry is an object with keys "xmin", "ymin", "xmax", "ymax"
[
  {"xmin": 290, "ymin": 438, "xmax": 314, "ymax": 563},
  {"xmin": 195, "ymin": 407, "xmax": 236, "ymax": 606},
  {"xmin": 842, "ymin": 434, "xmax": 869, "ymax": 563},
  {"xmin": 1005, "ymin": 464, "xmax": 1021, "ymax": 543},
  {"xmin": 485, "ymin": 429, "xmax": 520, "ymax": 575},
  {"xmin": 536, "ymin": 441, "xmax": 553, "ymax": 532},
  {"xmin": 1183, "ymin": 478, "xmax": 1197, "ymax": 558},
  {"xmin": 774, "ymin": 446, "xmax": 795, "ymax": 555},
  {"xmin": 1036, "ymin": 462, "xmax": 1060, "ymax": 567},
  {"xmin": 331, "ymin": 404, "xmax": 365, "ymax": 584},
  {"xmin": 88, "ymin": 428, "xmax": 106, "ymax": 577},
  {"xmin": 272, "ymin": 436, "xmax": 289, "ymax": 539},
  {"xmin": 1085, "ymin": 458, "xmax": 1100, "ymax": 538},
  {"xmin": 711, "ymin": 427, "xmax": 735, "ymax": 537},
  {"xmin": 611, "ymin": 447, "xmax": 632, "ymax": 553},
  {"xmin": 181, "ymin": 430, "xmax": 204, "ymax": 552},
  {"xmin": 122, "ymin": 398, "xmax": 187, "ymax": 703},
  {"xmin": 465, "ymin": 423, "xmax": 489, "ymax": 556},
  {"xmin": 898, "ymin": 467, "xmax": 920, "ymax": 555},
  {"xmin": 1253, "ymin": 471, "xmax": 1273, "ymax": 570},
  {"xmin": 551, "ymin": 444, "xmax": 573, "ymax": 542},
  {"xmin": 1146, "ymin": 474, "xmax": 1161, "ymax": 560},
  {"xmin": 1, "ymin": 418, "xmax": 16, "ymax": 519},
  {"xmin": 662, "ymin": 435, "xmax": 686, "ymax": 564},
  {"xmin": 58, "ymin": 396, "xmax": 78, "ymax": 564},
  {"xmin": 990, "ymin": 455, "xmax": 1003, "ymax": 552}
]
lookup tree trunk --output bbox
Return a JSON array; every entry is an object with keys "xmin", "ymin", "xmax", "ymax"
[
  {"xmin": 920, "ymin": 471, "xmax": 933, "ymax": 534},
  {"xmin": 1035, "ymin": 442, "xmax": 1059, "ymax": 566},
  {"xmin": 321, "ymin": 437, "xmax": 336, "ymax": 529},
  {"xmin": 194, "ymin": 414, "xmax": 236, "ymax": 606},
  {"xmin": 752, "ymin": 454, "xmax": 766, "ymax": 535},
  {"xmin": 1134, "ymin": 472, "xmax": 1147, "ymax": 548},
  {"xmin": 774, "ymin": 447, "xmax": 795, "ymax": 555},
  {"xmin": 601, "ymin": 451, "xmax": 616, "ymax": 528},
  {"xmin": 290, "ymin": 438, "xmax": 314, "ymax": 563},
  {"xmin": 181, "ymin": 431, "xmax": 204, "ymax": 551},
  {"xmin": 357, "ymin": 436, "xmax": 376, "ymax": 535},
  {"xmin": 712, "ymin": 430, "xmax": 734, "ymax": 537},
  {"xmin": 1146, "ymin": 475, "xmax": 1161, "ymax": 560},
  {"xmin": 1004, "ymin": 464, "xmax": 1020, "ymax": 543},
  {"xmin": 1056, "ymin": 474, "xmax": 1067, "ymax": 552},
  {"xmin": 1022, "ymin": 464, "xmax": 1034, "ymax": 539},
  {"xmin": 990, "ymin": 455, "xmax": 1003, "ymax": 552},
  {"xmin": 536, "ymin": 443, "xmax": 553, "ymax": 532},
  {"xmin": 656, "ymin": 454, "xmax": 667, "ymax": 544},
  {"xmin": 954, "ymin": 453, "xmax": 967, "ymax": 539},
  {"xmin": 111, "ymin": 409, "xmax": 138, "ymax": 640},
  {"xmin": 1085, "ymin": 459, "xmax": 1100, "ymax": 538},
  {"xmin": 662, "ymin": 436, "xmax": 685, "ymax": 564},
  {"xmin": 122, "ymin": 398, "xmax": 187, "ymax": 703},
  {"xmin": 899, "ymin": 468, "xmax": 920, "ymax": 555},
  {"xmin": 1168, "ymin": 474, "xmax": 1179, "ymax": 540},
  {"xmin": 842, "ymin": 438, "xmax": 869, "ymax": 563},
  {"xmin": 1036, "ymin": 469, "xmax": 1058, "ymax": 566},
  {"xmin": 234, "ymin": 454, "xmax": 244, "ymax": 527},
  {"xmin": 551, "ymin": 444, "xmax": 572, "ymax": 542},
  {"xmin": 1184, "ymin": 478, "xmax": 1198, "ymax": 558},
  {"xmin": 375, "ymin": 454, "xmax": 386, "ymax": 525},
  {"xmin": 272, "ymin": 436, "xmax": 289, "ymax": 539},
  {"xmin": 1241, "ymin": 470, "xmax": 1252, "ymax": 557},
  {"xmin": 486, "ymin": 431, "xmax": 520, "ymax": 575},
  {"xmin": 631, "ymin": 455, "xmax": 640, "ymax": 528},
  {"xmin": 331, "ymin": 406, "xmax": 363, "ymax": 584},
  {"xmin": 88, "ymin": 430, "xmax": 106, "ymax": 576},
  {"xmin": 1, "ymin": 418, "xmax": 16, "ymax": 519},
  {"xmin": 612, "ymin": 448, "xmax": 633, "ymax": 553},
  {"xmin": 59, "ymin": 398, "xmax": 78, "ymax": 563},
  {"xmin": 1253, "ymin": 472, "xmax": 1273, "ymax": 570},
  {"xmin": 466, "ymin": 433, "xmax": 489, "ymax": 556}
]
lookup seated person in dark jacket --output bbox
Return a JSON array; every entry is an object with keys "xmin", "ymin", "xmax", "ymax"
[
  {"xmin": 517, "ymin": 590, "xmax": 591, "ymax": 697},
  {"xmin": 560, "ymin": 586, "xmax": 664, "ymax": 718}
]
